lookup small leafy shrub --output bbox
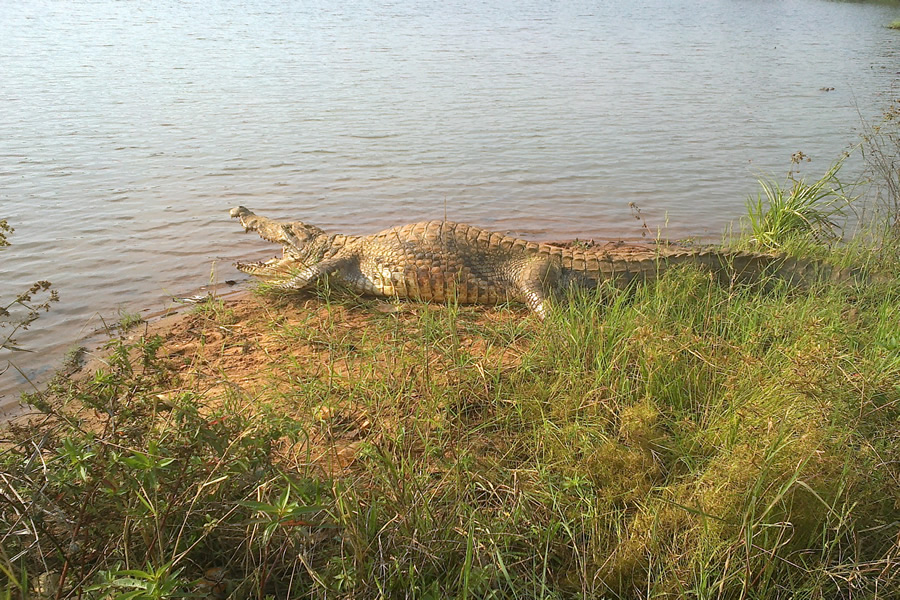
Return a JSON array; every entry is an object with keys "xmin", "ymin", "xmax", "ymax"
[{"xmin": 1, "ymin": 220, "xmax": 58, "ymax": 371}]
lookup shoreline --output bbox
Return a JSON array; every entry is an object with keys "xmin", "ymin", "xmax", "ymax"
[
  {"xmin": 1, "ymin": 236, "xmax": 686, "ymax": 425},
  {"xmin": 0, "ymin": 285, "xmax": 251, "ymax": 424}
]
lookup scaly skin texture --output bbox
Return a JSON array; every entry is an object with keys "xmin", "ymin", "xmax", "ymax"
[{"xmin": 230, "ymin": 206, "xmax": 850, "ymax": 319}]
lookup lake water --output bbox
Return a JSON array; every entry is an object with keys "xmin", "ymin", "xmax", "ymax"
[{"xmin": 2, "ymin": 0, "xmax": 899, "ymax": 415}]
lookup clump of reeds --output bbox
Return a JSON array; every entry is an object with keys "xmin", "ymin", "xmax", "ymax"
[
  {"xmin": 861, "ymin": 99, "xmax": 900, "ymax": 235},
  {"xmin": 744, "ymin": 154, "xmax": 856, "ymax": 252}
]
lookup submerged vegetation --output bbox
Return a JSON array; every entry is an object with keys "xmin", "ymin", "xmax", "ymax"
[{"xmin": 2, "ymin": 110, "xmax": 900, "ymax": 598}]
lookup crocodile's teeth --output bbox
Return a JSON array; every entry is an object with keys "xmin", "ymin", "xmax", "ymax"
[
  {"xmin": 235, "ymin": 261, "xmax": 263, "ymax": 274},
  {"xmin": 230, "ymin": 206, "xmax": 282, "ymax": 241},
  {"xmin": 235, "ymin": 255, "xmax": 282, "ymax": 275}
]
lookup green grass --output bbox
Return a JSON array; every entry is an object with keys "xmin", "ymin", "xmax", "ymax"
[
  {"xmin": 116, "ymin": 309, "xmax": 144, "ymax": 333},
  {"xmin": 744, "ymin": 157, "xmax": 856, "ymax": 252},
  {"xmin": 2, "ymin": 262, "xmax": 899, "ymax": 598},
  {"xmin": 889, "ymin": 20, "xmax": 900, "ymax": 30}
]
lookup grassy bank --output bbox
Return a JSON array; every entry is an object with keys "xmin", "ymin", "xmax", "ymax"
[
  {"xmin": 2, "ymin": 251, "xmax": 899, "ymax": 598},
  {"xmin": 3, "ymin": 133, "xmax": 900, "ymax": 598}
]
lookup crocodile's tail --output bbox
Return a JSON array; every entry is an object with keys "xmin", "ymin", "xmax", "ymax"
[
  {"xmin": 558, "ymin": 246, "xmax": 873, "ymax": 290},
  {"xmin": 654, "ymin": 249, "xmax": 870, "ymax": 289}
]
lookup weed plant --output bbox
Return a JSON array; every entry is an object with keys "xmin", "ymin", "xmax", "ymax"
[
  {"xmin": 861, "ymin": 99, "xmax": 900, "ymax": 235},
  {"xmin": 1, "ymin": 221, "xmax": 58, "ymax": 377},
  {"xmin": 116, "ymin": 310, "xmax": 144, "ymax": 334}
]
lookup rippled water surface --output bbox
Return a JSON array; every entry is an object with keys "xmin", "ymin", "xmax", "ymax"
[{"xmin": 2, "ymin": 0, "xmax": 899, "ymax": 412}]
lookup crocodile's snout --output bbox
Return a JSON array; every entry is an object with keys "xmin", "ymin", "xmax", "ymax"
[
  {"xmin": 230, "ymin": 206, "xmax": 254, "ymax": 219},
  {"xmin": 230, "ymin": 206, "xmax": 262, "ymax": 233}
]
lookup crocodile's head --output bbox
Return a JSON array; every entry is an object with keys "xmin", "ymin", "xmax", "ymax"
[{"xmin": 230, "ymin": 206, "xmax": 328, "ymax": 280}]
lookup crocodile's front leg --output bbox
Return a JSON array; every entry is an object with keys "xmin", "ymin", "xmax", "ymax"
[{"xmin": 513, "ymin": 258, "xmax": 560, "ymax": 320}]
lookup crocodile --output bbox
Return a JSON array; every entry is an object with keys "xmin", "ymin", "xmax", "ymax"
[{"xmin": 230, "ymin": 206, "xmax": 857, "ymax": 319}]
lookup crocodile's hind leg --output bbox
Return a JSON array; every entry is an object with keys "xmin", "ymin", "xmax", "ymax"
[
  {"xmin": 514, "ymin": 258, "xmax": 560, "ymax": 320},
  {"xmin": 276, "ymin": 256, "xmax": 356, "ymax": 292}
]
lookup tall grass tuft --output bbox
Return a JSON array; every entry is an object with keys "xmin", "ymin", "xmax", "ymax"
[
  {"xmin": 861, "ymin": 99, "xmax": 900, "ymax": 236},
  {"xmin": 745, "ymin": 156, "xmax": 856, "ymax": 252}
]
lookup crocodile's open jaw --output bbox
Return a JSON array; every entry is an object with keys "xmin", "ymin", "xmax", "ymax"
[
  {"xmin": 235, "ymin": 254, "xmax": 291, "ymax": 277},
  {"xmin": 231, "ymin": 206, "xmax": 311, "ymax": 279}
]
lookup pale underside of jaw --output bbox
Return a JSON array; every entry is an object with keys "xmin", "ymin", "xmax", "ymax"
[{"xmin": 235, "ymin": 248, "xmax": 301, "ymax": 279}]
